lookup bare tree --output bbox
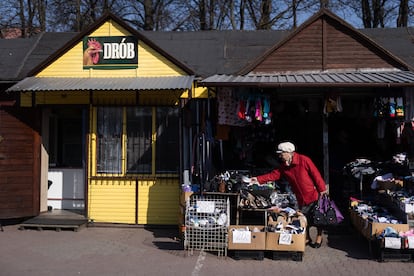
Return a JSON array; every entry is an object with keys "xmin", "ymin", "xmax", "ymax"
[
  {"xmin": 1, "ymin": 0, "xmax": 413, "ymax": 35},
  {"xmin": 397, "ymin": 0, "xmax": 408, "ymax": 26}
]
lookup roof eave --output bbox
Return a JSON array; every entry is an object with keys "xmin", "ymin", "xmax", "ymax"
[{"xmin": 199, "ymin": 82, "xmax": 414, "ymax": 88}]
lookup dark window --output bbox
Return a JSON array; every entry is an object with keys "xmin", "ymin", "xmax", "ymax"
[
  {"xmin": 126, "ymin": 107, "xmax": 152, "ymax": 173},
  {"xmin": 156, "ymin": 107, "xmax": 179, "ymax": 173},
  {"xmin": 97, "ymin": 107, "xmax": 122, "ymax": 173},
  {"xmin": 48, "ymin": 108, "xmax": 83, "ymax": 168}
]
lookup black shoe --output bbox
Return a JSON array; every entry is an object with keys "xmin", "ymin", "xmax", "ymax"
[{"xmin": 310, "ymin": 238, "xmax": 323, "ymax": 248}]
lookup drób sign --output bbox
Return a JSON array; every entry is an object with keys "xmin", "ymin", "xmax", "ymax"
[{"xmin": 83, "ymin": 36, "xmax": 138, "ymax": 69}]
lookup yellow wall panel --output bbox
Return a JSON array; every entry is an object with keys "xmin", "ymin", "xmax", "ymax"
[
  {"xmin": 88, "ymin": 177, "xmax": 180, "ymax": 225},
  {"xmin": 180, "ymin": 86, "xmax": 211, "ymax": 99},
  {"xmin": 92, "ymin": 91, "xmax": 136, "ymax": 105},
  {"xmin": 88, "ymin": 179, "xmax": 136, "ymax": 224},
  {"xmin": 137, "ymin": 178, "xmax": 179, "ymax": 225},
  {"xmin": 35, "ymin": 91, "xmax": 90, "ymax": 104},
  {"xmin": 137, "ymin": 42, "xmax": 185, "ymax": 77},
  {"xmin": 89, "ymin": 20, "xmax": 130, "ymax": 37},
  {"xmin": 20, "ymin": 93, "xmax": 32, "ymax": 107}
]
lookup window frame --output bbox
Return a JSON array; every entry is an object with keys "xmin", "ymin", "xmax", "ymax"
[{"xmin": 94, "ymin": 106, "xmax": 180, "ymax": 176}]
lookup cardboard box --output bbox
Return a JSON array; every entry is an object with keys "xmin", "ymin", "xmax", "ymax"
[
  {"xmin": 228, "ymin": 225, "xmax": 266, "ymax": 250},
  {"xmin": 349, "ymin": 209, "xmax": 368, "ymax": 235},
  {"xmin": 265, "ymin": 232, "xmax": 306, "ymax": 252},
  {"xmin": 350, "ymin": 209, "xmax": 409, "ymax": 239},
  {"xmin": 364, "ymin": 221, "xmax": 409, "ymax": 239}
]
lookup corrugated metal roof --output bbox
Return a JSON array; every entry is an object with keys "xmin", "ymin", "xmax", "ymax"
[
  {"xmin": 6, "ymin": 76, "xmax": 194, "ymax": 92},
  {"xmin": 199, "ymin": 71, "xmax": 414, "ymax": 87}
]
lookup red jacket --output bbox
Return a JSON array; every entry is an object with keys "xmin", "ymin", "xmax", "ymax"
[{"xmin": 256, "ymin": 153, "xmax": 327, "ymax": 207}]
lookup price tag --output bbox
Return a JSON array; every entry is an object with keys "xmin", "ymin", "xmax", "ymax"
[
  {"xmin": 407, "ymin": 236, "xmax": 414, "ymax": 249},
  {"xmin": 405, "ymin": 203, "xmax": 414, "ymax": 213},
  {"xmin": 232, "ymin": 230, "xmax": 251, "ymax": 244},
  {"xmin": 278, "ymin": 233, "xmax": 292, "ymax": 245},
  {"xmin": 384, "ymin": 237, "xmax": 401, "ymax": 249},
  {"xmin": 196, "ymin": 201, "xmax": 215, "ymax": 213}
]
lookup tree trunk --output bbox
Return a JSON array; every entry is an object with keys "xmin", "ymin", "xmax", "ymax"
[
  {"xmin": 258, "ymin": 0, "xmax": 271, "ymax": 30},
  {"xmin": 37, "ymin": 0, "xmax": 46, "ymax": 32},
  {"xmin": 292, "ymin": 0, "xmax": 297, "ymax": 29},
  {"xmin": 199, "ymin": 0, "xmax": 207, "ymax": 30},
  {"xmin": 372, "ymin": 0, "xmax": 384, "ymax": 27},
  {"xmin": 209, "ymin": 0, "xmax": 215, "ymax": 30},
  {"xmin": 361, "ymin": 0, "xmax": 372, "ymax": 28},
  {"xmin": 76, "ymin": 0, "xmax": 81, "ymax": 32},
  {"xmin": 19, "ymin": 0, "xmax": 26, "ymax": 37},
  {"xmin": 144, "ymin": 0, "xmax": 154, "ymax": 30},
  {"xmin": 397, "ymin": 0, "xmax": 408, "ymax": 27},
  {"xmin": 320, "ymin": 0, "xmax": 329, "ymax": 8}
]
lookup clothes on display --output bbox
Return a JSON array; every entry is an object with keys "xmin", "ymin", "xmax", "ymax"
[{"xmin": 373, "ymin": 97, "xmax": 405, "ymax": 118}]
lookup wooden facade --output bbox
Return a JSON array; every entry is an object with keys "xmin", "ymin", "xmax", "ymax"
[
  {"xmin": 248, "ymin": 15, "xmax": 405, "ymax": 74},
  {"xmin": 0, "ymin": 107, "xmax": 41, "ymax": 219}
]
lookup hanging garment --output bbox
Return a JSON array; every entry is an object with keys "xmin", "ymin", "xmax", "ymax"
[
  {"xmin": 237, "ymin": 100, "xmax": 246, "ymax": 120},
  {"xmin": 255, "ymin": 99, "xmax": 263, "ymax": 122},
  {"xmin": 389, "ymin": 97, "xmax": 396, "ymax": 118},
  {"xmin": 373, "ymin": 97, "xmax": 383, "ymax": 117},
  {"xmin": 396, "ymin": 97, "xmax": 404, "ymax": 117},
  {"xmin": 336, "ymin": 96, "xmax": 343, "ymax": 112},
  {"xmin": 245, "ymin": 98, "xmax": 252, "ymax": 122},
  {"xmin": 381, "ymin": 97, "xmax": 390, "ymax": 117},
  {"xmin": 263, "ymin": 97, "xmax": 272, "ymax": 125},
  {"xmin": 263, "ymin": 97, "xmax": 270, "ymax": 118},
  {"xmin": 217, "ymin": 88, "xmax": 247, "ymax": 126},
  {"xmin": 323, "ymin": 94, "xmax": 343, "ymax": 115},
  {"xmin": 377, "ymin": 119, "xmax": 386, "ymax": 139}
]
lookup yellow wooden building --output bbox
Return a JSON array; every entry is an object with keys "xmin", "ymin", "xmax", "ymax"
[{"xmin": 7, "ymin": 13, "xmax": 203, "ymax": 225}]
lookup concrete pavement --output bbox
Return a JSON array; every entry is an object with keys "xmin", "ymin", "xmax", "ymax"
[{"xmin": 1, "ymin": 223, "xmax": 414, "ymax": 276}]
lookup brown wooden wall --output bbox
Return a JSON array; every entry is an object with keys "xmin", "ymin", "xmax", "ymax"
[
  {"xmin": 0, "ymin": 107, "xmax": 41, "ymax": 219},
  {"xmin": 252, "ymin": 17, "xmax": 402, "ymax": 73}
]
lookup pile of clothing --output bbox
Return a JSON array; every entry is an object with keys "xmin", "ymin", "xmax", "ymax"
[
  {"xmin": 266, "ymin": 207, "xmax": 307, "ymax": 235},
  {"xmin": 350, "ymin": 197, "xmax": 403, "ymax": 224}
]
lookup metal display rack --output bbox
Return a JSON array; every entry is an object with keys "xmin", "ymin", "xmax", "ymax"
[{"xmin": 184, "ymin": 194, "xmax": 230, "ymax": 257}]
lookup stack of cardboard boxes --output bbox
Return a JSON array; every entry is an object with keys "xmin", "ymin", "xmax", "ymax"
[{"xmin": 228, "ymin": 211, "xmax": 306, "ymax": 261}]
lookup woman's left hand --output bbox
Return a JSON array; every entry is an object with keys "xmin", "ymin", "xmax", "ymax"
[{"xmin": 320, "ymin": 190, "xmax": 329, "ymax": 196}]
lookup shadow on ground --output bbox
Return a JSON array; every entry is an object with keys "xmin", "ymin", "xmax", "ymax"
[
  {"xmin": 325, "ymin": 223, "xmax": 373, "ymax": 260},
  {"xmin": 145, "ymin": 226, "xmax": 184, "ymax": 251}
]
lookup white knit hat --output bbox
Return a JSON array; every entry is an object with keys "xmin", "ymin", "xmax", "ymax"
[{"xmin": 276, "ymin": 142, "xmax": 295, "ymax": 153}]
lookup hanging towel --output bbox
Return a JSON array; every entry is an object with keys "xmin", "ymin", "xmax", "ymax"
[
  {"xmin": 336, "ymin": 96, "xmax": 343, "ymax": 112},
  {"xmin": 237, "ymin": 100, "xmax": 246, "ymax": 120},
  {"xmin": 245, "ymin": 98, "xmax": 252, "ymax": 122},
  {"xmin": 255, "ymin": 99, "xmax": 263, "ymax": 121},
  {"xmin": 263, "ymin": 97, "xmax": 270, "ymax": 118},
  {"xmin": 389, "ymin": 97, "xmax": 396, "ymax": 118}
]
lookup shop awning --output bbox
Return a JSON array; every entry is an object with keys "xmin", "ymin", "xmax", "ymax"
[
  {"xmin": 6, "ymin": 76, "xmax": 195, "ymax": 92},
  {"xmin": 199, "ymin": 70, "xmax": 414, "ymax": 88}
]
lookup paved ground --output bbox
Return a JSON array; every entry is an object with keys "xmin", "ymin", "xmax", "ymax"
[{"xmin": 1, "ymin": 221, "xmax": 414, "ymax": 276}]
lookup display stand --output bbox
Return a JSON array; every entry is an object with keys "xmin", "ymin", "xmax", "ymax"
[
  {"xmin": 184, "ymin": 194, "xmax": 230, "ymax": 257},
  {"xmin": 229, "ymin": 193, "xmax": 305, "ymax": 261}
]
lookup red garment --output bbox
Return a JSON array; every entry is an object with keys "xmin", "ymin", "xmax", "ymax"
[{"xmin": 256, "ymin": 153, "xmax": 327, "ymax": 207}]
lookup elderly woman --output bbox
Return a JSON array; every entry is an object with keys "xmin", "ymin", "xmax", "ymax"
[{"xmin": 251, "ymin": 141, "xmax": 328, "ymax": 248}]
